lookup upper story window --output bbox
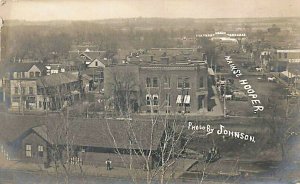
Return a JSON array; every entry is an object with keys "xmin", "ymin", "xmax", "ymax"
[
  {"xmin": 146, "ymin": 77, "xmax": 159, "ymax": 88},
  {"xmin": 278, "ymin": 53, "xmax": 281, "ymax": 58},
  {"xmin": 164, "ymin": 76, "xmax": 170, "ymax": 88},
  {"xmin": 16, "ymin": 72, "xmax": 21, "ymax": 78},
  {"xmin": 15, "ymin": 87, "xmax": 19, "ymax": 94},
  {"xmin": 153, "ymin": 94, "xmax": 159, "ymax": 105},
  {"xmin": 29, "ymin": 87, "xmax": 34, "ymax": 95},
  {"xmin": 146, "ymin": 94, "xmax": 151, "ymax": 106},
  {"xmin": 29, "ymin": 72, "xmax": 34, "ymax": 78},
  {"xmin": 146, "ymin": 77, "xmax": 151, "ymax": 87},
  {"xmin": 35, "ymin": 72, "xmax": 40, "ymax": 77},
  {"xmin": 284, "ymin": 53, "xmax": 288, "ymax": 59},
  {"xmin": 178, "ymin": 77, "xmax": 190, "ymax": 89},
  {"xmin": 152, "ymin": 77, "xmax": 158, "ymax": 87},
  {"xmin": 21, "ymin": 87, "xmax": 26, "ymax": 95}
]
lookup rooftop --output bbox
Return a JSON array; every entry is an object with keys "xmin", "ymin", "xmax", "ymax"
[
  {"xmin": 6, "ymin": 63, "xmax": 45, "ymax": 73},
  {"xmin": 37, "ymin": 72, "xmax": 79, "ymax": 87}
]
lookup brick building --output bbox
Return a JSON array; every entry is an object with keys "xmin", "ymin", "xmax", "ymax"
[
  {"xmin": 104, "ymin": 61, "xmax": 208, "ymax": 115},
  {"xmin": 139, "ymin": 62, "xmax": 208, "ymax": 114}
]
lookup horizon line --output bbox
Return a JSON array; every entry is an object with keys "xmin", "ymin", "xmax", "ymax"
[{"xmin": 3, "ymin": 16, "xmax": 300, "ymax": 22}]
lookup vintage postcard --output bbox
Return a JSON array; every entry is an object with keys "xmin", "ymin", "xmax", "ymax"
[{"xmin": 0, "ymin": 0, "xmax": 300, "ymax": 183}]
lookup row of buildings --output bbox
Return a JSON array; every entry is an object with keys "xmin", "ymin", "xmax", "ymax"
[
  {"xmin": 260, "ymin": 48, "xmax": 300, "ymax": 90},
  {"xmin": 0, "ymin": 47, "xmax": 210, "ymax": 169},
  {"xmin": 1, "ymin": 47, "xmax": 210, "ymax": 115}
]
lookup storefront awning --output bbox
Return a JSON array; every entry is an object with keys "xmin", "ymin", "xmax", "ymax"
[
  {"xmin": 184, "ymin": 95, "xmax": 191, "ymax": 104},
  {"xmin": 176, "ymin": 95, "xmax": 183, "ymax": 104},
  {"xmin": 281, "ymin": 71, "xmax": 296, "ymax": 78},
  {"xmin": 208, "ymin": 68, "xmax": 215, "ymax": 76}
]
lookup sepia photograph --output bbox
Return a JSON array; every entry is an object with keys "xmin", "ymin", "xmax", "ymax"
[{"xmin": 0, "ymin": 0, "xmax": 300, "ymax": 183}]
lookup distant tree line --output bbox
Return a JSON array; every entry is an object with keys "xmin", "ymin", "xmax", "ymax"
[{"xmin": 1, "ymin": 21, "xmax": 215, "ymax": 64}]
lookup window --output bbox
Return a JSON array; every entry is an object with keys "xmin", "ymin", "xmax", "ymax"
[
  {"xmin": 22, "ymin": 72, "xmax": 25, "ymax": 78},
  {"xmin": 153, "ymin": 94, "xmax": 159, "ymax": 105},
  {"xmin": 184, "ymin": 77, "xmax": 190, "ymax": 88},
  {"xmin": 29, "ymin": 72, "xmax": 34, "ymax": 78},
  {"xmin": 199, "ymin": 76, "xmax": 204, "ymax": 88},
  {"xmin": 165, "ymin": 93, "xmax": 171, "ymax": 106},
  {"xmin": 27, "ymin": 97, "xmax": 36, "ymax": 103},
  {"xmin": 25, "ymin": 144, "xmax": 32, "ymax": 157},
  {"xmin": 17, "ymin": 72, "xmax": 21, "ymax": 78},
  {"xmin": 164, "ymin": 76, "xmax": 170, "ymax": 88},
  {"xmin": 146, "ymin": 94, "xmax": 151, "ymax": 105},
  {"xmin": 95, "ymin": 61, "xmax": 98, "ymax": 66},
  {"xmin": 152, "ymin": 77, "xmax": 158, "ymax": 87},
  {"xmin": 21, "ymin": 87, "xmax": 26, "ymax": 95},
  {"xmin": 12, "ymin": 96, "xmax": 20, "ymax": 102},
  {"xmin": 177, "ymin": 77, "xmax": 183, "ymax": 88},
  {"xmin": 278, "ymin": 53, "xmax": 281, "ymax": 58},
  {"xmin": 15, "ymin": 87, "xmax": 19, "ymax": 94},
  {"xmin": 35, "ymin": 72, "xmax": 40, "ymax": 77},
  {"xmin": 198, "ymin": 95, "xmax": 204, "ymax": 109},
  {"xmin": 284, "ymin": 53, "xmax": 288, "ymax": 59},
  {"xmin": 146, "ymin": 77, "xmax": 151, "ymax": 87},
  {"xmin": 38, "ymin": 145, "xmax": 44, "ymax": 157},
  {"xmin": 178, "ymin": 77, "xmax": 190, "ymax": 88},
  {"xmin": 39, "ymin": 101, "xmax": 42, "ymax": 108},
  {"xmin": 29, "ymin": 87, "xmax": 34, "ymax": 95}
]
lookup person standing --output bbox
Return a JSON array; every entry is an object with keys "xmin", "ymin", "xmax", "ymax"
[{"xmin": 105, "ymin": 159, "xmax": 112, "ymax": 170}]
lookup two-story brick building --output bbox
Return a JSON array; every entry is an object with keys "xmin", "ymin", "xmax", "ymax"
[
  {"xmin": 104, "ymin": 61, "xmax": 208, "ymax": 115},
  {"xmin": 139, "ymin": 62, "xmax": 208, "ymax": 114}
]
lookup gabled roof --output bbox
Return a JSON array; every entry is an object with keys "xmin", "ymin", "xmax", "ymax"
[
  {"xmin": 32, "ymin": 117, "xmax": 165, "ymax": 151},
  {"xmin": 80, "ymin": 51, "xmax": 106, "ymax": 61},
  {"xmin": 87, "ymin": 59, "xmax": 106, "ymax": 68},
  {"xmin": 0, "ymin": 114, "xmax": 51, "ymax": 144},
  {"xmin": 7, "ymin": 63, "xmax": 45, "ymax": 73},
  {"xmin": 37, "ymin": 72, "xmax": 79, "ymax": 87}
]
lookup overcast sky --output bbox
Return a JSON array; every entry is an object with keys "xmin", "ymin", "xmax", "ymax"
[{"xmin": 0, "ymin": 0, "xmax": 300, "ymax": 21}]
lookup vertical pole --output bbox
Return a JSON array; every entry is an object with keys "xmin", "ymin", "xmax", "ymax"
[{"xmin": 223, "ymin": 79, "xmax": 226, "ymax": 117}]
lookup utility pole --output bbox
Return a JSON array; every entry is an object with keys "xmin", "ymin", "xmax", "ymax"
[{"xmin": 223, "ymin": 80, "xmax": 227, "ymax": 118}]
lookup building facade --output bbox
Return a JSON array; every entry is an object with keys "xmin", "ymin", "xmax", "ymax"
[
  {"xmin": 139, "ymin": 62, "xmax": 208, "ymax": 114},
  {"xmin": 8, "ymin": 63, "xmax": 44, "ymax": 112},
  {"xmin": 104, "ymin": 62, "xmax": 208, "ymax": 115}
]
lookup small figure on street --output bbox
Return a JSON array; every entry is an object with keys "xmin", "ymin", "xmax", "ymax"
[{"xmin": 105, "ymin": 158, "xmax": 112, "ymax": 170}]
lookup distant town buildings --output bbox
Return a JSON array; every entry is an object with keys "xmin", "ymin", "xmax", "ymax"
[
  {"xmin": 104, "ymin": 48, "xmax": 209, "ymax": 115},
  {"xmin": 196, "ymin": 31, "xmax": 246, "ymax": 39},
  {"xmin": 3, "ymin": 46, "xmax": 210, "ymax": 115}
]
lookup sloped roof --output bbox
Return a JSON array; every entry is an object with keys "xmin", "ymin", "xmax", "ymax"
[
  {"xmin": 7, "ymin": 63, "xmax": 45, "ymax": 73},
  {"xmin": 0, "ymin": 113, "xmax": 55, "ymax": 144},
  {"xmin": 33, "ymin": 117, "xmax": 165, "ymax": 151},
  {"xmin": 37, "ymin": 72, "xmax": 79, "ymax": 87},
  {"xmin": 80, "ymin": 51, "xmax": 106, "ymax": 61}
]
